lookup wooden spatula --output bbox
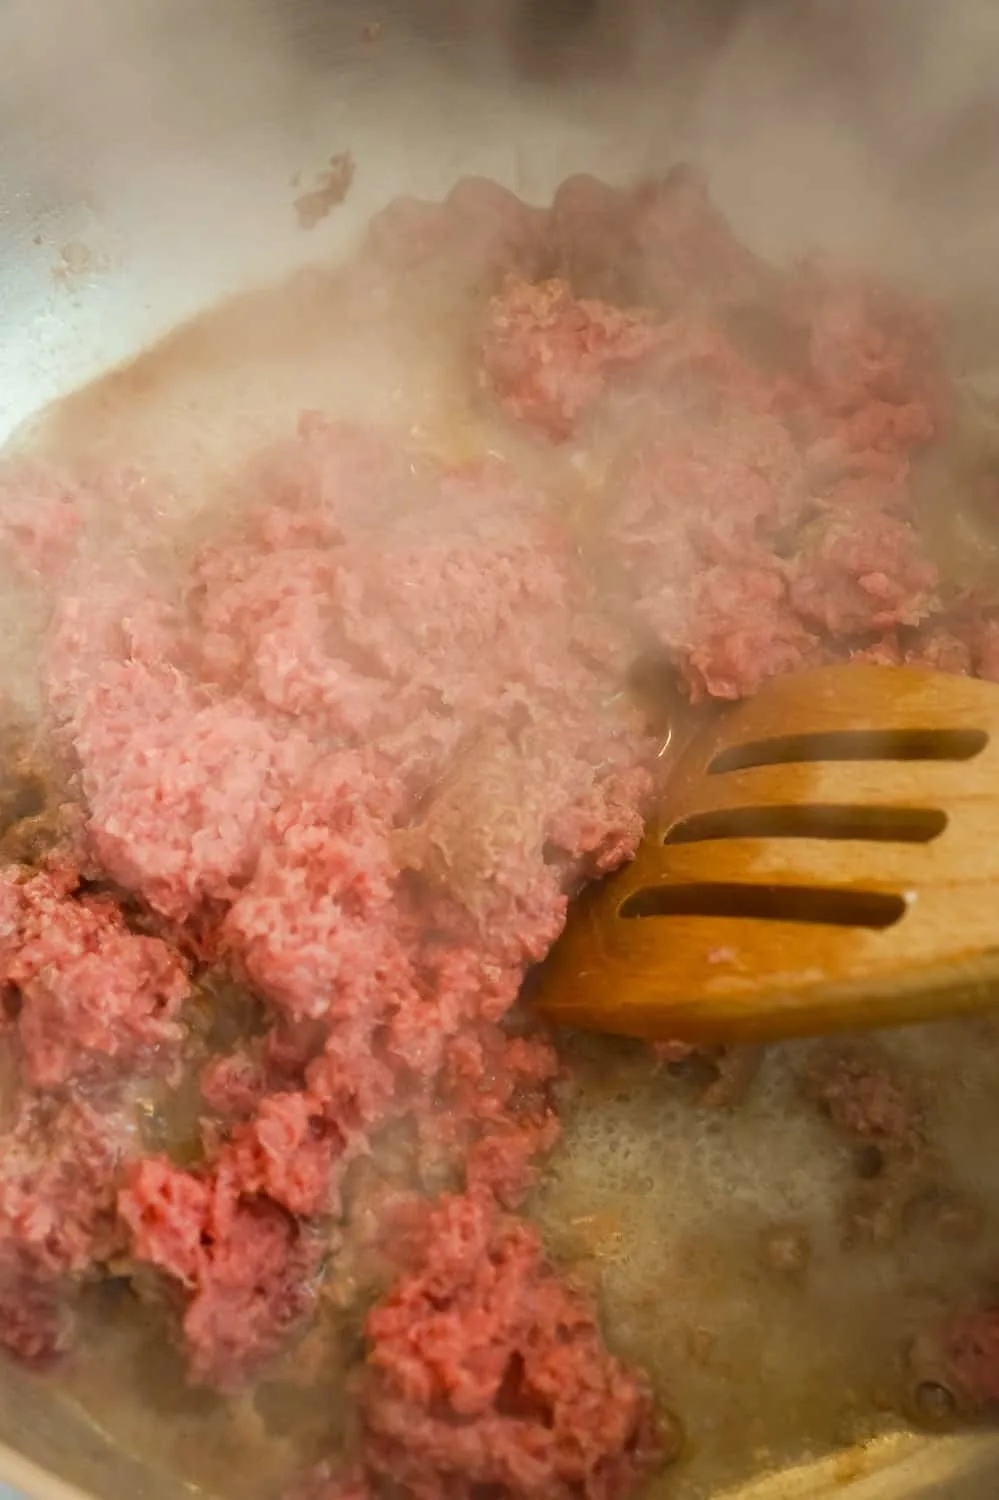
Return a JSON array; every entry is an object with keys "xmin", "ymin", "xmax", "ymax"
[{"xmin": 533, "ymin": 663, "xmax": 999, "ymax": 1044}]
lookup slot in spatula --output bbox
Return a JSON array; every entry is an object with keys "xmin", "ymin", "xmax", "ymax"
[{"xmin": 534, "ymin": 663, "xmax": 999, "ymax": 1044}]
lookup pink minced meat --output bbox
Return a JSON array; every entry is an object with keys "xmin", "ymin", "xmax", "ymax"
[
  {"xmin": 0, "ymin": 1097, "xmax": 128, "ymax": 1365},
  {"xmin": 678, "ymin": 565, "xmax": 819, "ymax": 703},
  {"xmin": 302, "ymin": 1191, "xmax": 663, "ymax": 1500},
  {"xmin": 789, "ymin": 259, "xmax": 945, "ymax": 445},
  {"xmin": 788, "ymin": 509, "xmax": 939, "ymax": 635},
  {"xmin": 119, "ymin": 1153, "xmax": 322, "ymax": 1391},
  {"xmin": 480, "ymin": 277, "xmax": 666, "ymax": 440},
  {"xmin": 801, "ymin": 1043, "xmax": 924, "ymax": 1150},
  {"xmin": 479, "ymin": 180, "xmax": 956, "ymax": 699},
  {"xmin": 30, "ymin": 414, "xmax": 653, "ymax": 1392},
  {"xmin": 0, "ymin": 866, "xmax": 189, "ymax": 1088},
  {"xmin": 0, "ymin": 165, "xmax": 991, "ymax": 1500},
  {"xmin": 0, "ymin": 461, "xmax": 83, "ymax": 583},
  {"xmin": 944, "ymin": 1308, "xmax": 999, "ymax": 1407},
  {"xmin": 546, "ymin": 167, "xmax": 771, "ymax": 316}
]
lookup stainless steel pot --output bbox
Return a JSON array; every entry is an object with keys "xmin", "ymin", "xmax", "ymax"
[{"xmin": 1, "ymin": 1, "xmax": 998, "ymax": 1496}]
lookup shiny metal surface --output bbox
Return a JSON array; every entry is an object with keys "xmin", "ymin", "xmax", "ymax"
[
  {"xmin": 0, "ymin": 1, "xmax": 998, "ymax": 1496},
  {"xmin": 4, "ymin": 0, "xmax": 999, "ymax": 442},
  {"xmin": 0, "ymin": 0, "xmax": 731, "ymax": 439}
]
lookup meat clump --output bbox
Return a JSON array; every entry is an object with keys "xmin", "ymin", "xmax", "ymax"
[
  {"xmin": 118, "ymin": 1153, "xmax": 323, "ymax": 1390},
  {"xmin": 800, "ymin": 1042, "xmax": 953, "ymax": 1247},
  {"xmin": 24, "ymin": 411, "xmax": 656, "ymax": 1397},
  {"xmin": 943, "ymin": 1307, "xmax": 999, "ymax": 1409},
  {"xmin": 0, "ymin": 1096, "xmax": 130, "ymax": 1365},
  {"xmin": 292, "ymin": 1191, "xmax": 666, "ymax": 1500},
  {"xmin": 0, "ymin": 866, "xmax": 190, "ymax": 1088},
  {"xmin": 480, "ymin": 278, "xmax": 666, "ymax": 440},
  {"xmin": 478, "ymin": 177, "xmax": 961, "ymax": 700}
]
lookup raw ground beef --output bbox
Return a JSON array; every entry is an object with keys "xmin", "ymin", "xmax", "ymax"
[
  {"xmin": 0, "ymin": 1094, "xmax": 130, "ymax": 1365},
  {"xmin": 944, "ymin": 1308, "xmax": 999, "ymax": 1408},
  {"xmin": 477, "ymin": 175, "xmax": 980, "ymax": 702},
  {"xmin": 297, "ymin": 1192, "xmax": 665, "ymax": 1500},
  {"xmin": 0, "ymin": 165, "xmax": 993, "ymax": 1500},
  {"xmin": 119, "ymin": 1153, "xmax": 323, "ymax": 1390},
  {"xmin": 8, "ymin": 410, "xmax": 657, "ymax": 1423},
  {"xmin": 801, "ymin": 1042, "xmax": 925, "ymax": 1149},
  {"xmin": 479, "ymin": 277, "xmax": 668, "ymax": 440},
  {"xmin": 800, "ymin": 1042, "xmax": 954, "ymax": 1248},
  {"xmin": 0, "ymin": 866, "xmax": 190, "ymax": 1089},
  {"xmin": 907, "ymin": 1298, "xmax": 999, "ymax": 1421}
]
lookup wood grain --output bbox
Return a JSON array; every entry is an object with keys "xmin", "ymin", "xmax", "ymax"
[{"xmin": 534, "ymin": 663, "xmax": 999, "ymax": 1043}]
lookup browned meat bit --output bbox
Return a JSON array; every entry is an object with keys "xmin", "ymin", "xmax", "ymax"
[
  {"xmin": 700, "ymin": 1044, "xmax": 766, "ymax": 1108},
  {"xmin": 944, "ymin": 1307, "xmax": 999, "ymax": 1411},
  {"xmin": 655, "ymin": 1040, "xmax": 765, "ymax": 1108},
  {"xmin": 759, "ymin": 1223, "xmax": 812, "ymax": 1280},
  {"xmin": 294, "ymin": 153, "xmax": 355, "ymax": 232},
  {"xmin": 0, "ymin": 726, "xmax": 72, "ymax": 867},
  {"xmin": 52, "ymin": 240, "xmax": 106, "ymax": 287},
  {"xmin": 901, "ymin": 1184, "xmax": 987, "ymax": 1245},
  {"xmin": 904, "ymin": 1318, "xmax": 997, "ymax": 1427},
  {"xmin": 801, "ymin": 1042, "xmax": 949, "ymax": 1246},
  {"xmin": 802, "ymin": 1042, "xmax": 924, "ymax": 1148}
]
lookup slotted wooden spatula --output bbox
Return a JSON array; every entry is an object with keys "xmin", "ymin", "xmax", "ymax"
[{"xmin": 533, "ymin": 663, "xmax": 999, "ymax": 1044}]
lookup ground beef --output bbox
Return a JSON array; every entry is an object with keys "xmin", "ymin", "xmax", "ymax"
[
  {"xmin": 800, "ymin": 1043, "xmax": 948, "ymax": 1247},
  {"xmin": 788, "ymin": 260, "xmax": 945, "ymax": 460},
  {"xmin": 475, "ymin": 176, "xmax": 962, "ymax": 701},
  {"xmin": 547, "ymin": 167, "xmax": 771, "ymax": 318},
  {"xmin": 480, "ymin": 278, "xmax": 666, "ymax": 440},
  {"xmin": 0, "ymin": 461, "xmax": 83, "ymax": 583},
  {"xmin": 428, "ymin": 1028, "xmax": 561, "ymax": 1210},
  {"xmin": 0, "ymin": 737, "xmax": 75, "ymax": 869},
  {"xmin": 630, "ymin": 166, "xmax": 773, "ymax": 314},
  {"xmin": 678, "ymin": 564, "xmax": 819, "ymax": 702},
  {"xmin": 0, "ymin": 1096, "xmax": 128, "ymax": 1365},
  {"xmin": 657, "ymin": 1042, "xmax": 766, "ymax": 1109},
  {"xmin": 0, "ymin": 858, "xmax": 189, "ymax": 1366},
  {"xmin": 312, "ymin": 1191, "xmax": 665, "ymax": 1500},
  {"xmin": 801, "ymin": 1043, "xmax": 924, "ymax": 1148},
  {"xmin": 0, "ymin": 866, "xmax": 189, "ymax": 1088},
  {"xmin": 944, "ymin": 1308, "xmax": 999, "ymax": 1408},
  {"xmin": 548, "ymin": 175, "xmax": 637, "ymax": 305},
  {"xmin": 24, "ymin": 414, "xmax": 655, "ymax": 1391},
  {"xmin": 119, "ymin": 1154, "xmax": 323, "ymax": 1391},
  {"xmin": 0, "ymin": 164, "xmax": 991, "ymax": 1500},
  {"xmin": 200, "ymin": 1049, "xmax": 269, "ymax": 1120},
  {"xmin": 788, "ymin": 509, "xmax": 938, "ymax": 635},
  {"xmin": 223, "ymin": 1092, "xmax": 340, "ymax": 1218}
]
